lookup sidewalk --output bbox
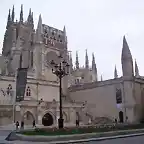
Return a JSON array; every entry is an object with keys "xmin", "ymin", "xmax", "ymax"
[{"xmin": 0, "ymin": 124, "xmax": 37, "ymax": 131}]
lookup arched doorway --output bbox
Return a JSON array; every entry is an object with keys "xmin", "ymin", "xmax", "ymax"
[
  {"xmin": 119, "ymin": 111, "xmax": 124, "ymax": 123},
  {"xmin": 23, "ymin": 111, "xmax": 35, "ymax": 125},
  {"xmin": 42, "ymin": 113, "xmax": 53, "ymax": 126}
]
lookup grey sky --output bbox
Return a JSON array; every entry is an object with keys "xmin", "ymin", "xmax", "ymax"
[{"xmin": 0, "ymin": 0, "xmax": 144, "ymax": 80}]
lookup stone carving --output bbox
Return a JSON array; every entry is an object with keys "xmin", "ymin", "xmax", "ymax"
[{"xmin": 44, "ymin": 102, "xmax": 50, "ymax": 109}]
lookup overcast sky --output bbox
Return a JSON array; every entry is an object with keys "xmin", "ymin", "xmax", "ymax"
[{"xmin": 0, "ymin": 0, "xmax": 144, "ymax": 80}]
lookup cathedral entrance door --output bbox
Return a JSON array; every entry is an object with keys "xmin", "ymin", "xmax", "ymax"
[
  {"xmin": 42, "ymin": 113, "xmax": 53, "ymax": 126},
  {"xmin": 119, "ymin": 111, "xmax": 124, "ymax": 123},
  {"xmin": 23, "ymin": 111, "xmax": 35, "ymax": 125}
]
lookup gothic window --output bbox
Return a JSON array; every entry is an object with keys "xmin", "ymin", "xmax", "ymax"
[
  {"xmin": 26, "ymin": 86, "xmax": 31, "ymax": 96},
  {"xmin": 7, "ymin": 84, "xmax": 12, "ymax": 95},
  {"xmin": 116, "ymin": 88, "xmax": 122, "ymax": 104}
]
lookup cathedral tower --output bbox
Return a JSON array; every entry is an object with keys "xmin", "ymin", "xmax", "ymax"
[{"xmin": 2, "ymin": 5, "xmax": 35, "ymax": 75}]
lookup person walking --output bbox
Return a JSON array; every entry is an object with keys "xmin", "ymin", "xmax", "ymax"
[
  {"xmin": 16, "ymin": 121, "xmax": 19, "ymax": 130},
  {"xmin": 21, "ymin": 121, "xmax": 24, "ymax": 130},
  {"xmin": 32, "ymin": 120, "xmax": 36, "ymax": 128}
]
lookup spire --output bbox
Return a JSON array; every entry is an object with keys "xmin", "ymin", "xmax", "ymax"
[
  {"xmin": 6, "ymin": 9, "xmax": 11, "ymax": 29},
  {"xmin": 92, "ymin": 53, "xmax": 98, "ymax": 80},
  {"xmin": 121, "ymin": 36, "xmax": 134, "ymax": 77},
  {"xmin": 114, "ymin": 65, "xmax": 118, "ymax": 78},
  {"xmin": 63, "ymin": 26, "xmax": 66, "ymax": 35},
  {"xmin": 36, "ymin": 14, "xmax": 43, "ymax": 42},
  {"xmin": 85, "ymin": 49, "xmax": 89, "ymax": 69},
  {"xmin": 20, "ymin": 4, "xmax": 23, "ymax": 22},
  {"xmin": 27, "ymin": 8, "xmax": 31, "ymax": 22},
  {"xmin": 31, "ymin": 12, "xmax": 34, "ymax": 24},
  {"xmin": 75, "ymin": 51, "xmax": 79, "ymax": 69},
  {"xmin": 11, "ymin": 5, "xmax": 15, "ymax": 22},
  {"xmin": 92, "ymin": 53, "xmax": 96, "ymax": 71},
  {"xmin": 63, "ymin": 25, "xmax": 67, "ymax": 42},
  {"xmin": 121, "ymin": 36, "xmax": 132, "ymax": 60},
  {"xmin": 135, "ymin": 59, "xmax": 139, "ymax": 77}
]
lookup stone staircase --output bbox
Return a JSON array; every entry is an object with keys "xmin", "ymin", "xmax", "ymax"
[{"xmin": 93, "ymin": 117, "xmax": 113, "ymax": 125}]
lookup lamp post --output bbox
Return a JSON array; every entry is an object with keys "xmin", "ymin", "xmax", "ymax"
[{"xmin": 50, "ymin": 55, "xmax": 69, "ymax": 129}]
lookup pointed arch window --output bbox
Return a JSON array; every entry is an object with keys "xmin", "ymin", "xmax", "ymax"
[
  {"xmin": 26, "ymin": 86, "xmax": 31, "ymax": 96},
  {"xmin": 116, "ymin": 88, "xmax": 122, "ymax": 104}
]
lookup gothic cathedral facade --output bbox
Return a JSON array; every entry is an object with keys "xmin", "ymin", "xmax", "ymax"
[{"xmin": 0, "ymin": 5, "xmax": 143, "ymax": 126}]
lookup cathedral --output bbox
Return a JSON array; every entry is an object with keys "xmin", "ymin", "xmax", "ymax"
[{"xmin": 0, "ymin": 5, "xmax": 144, "ymax": 126}]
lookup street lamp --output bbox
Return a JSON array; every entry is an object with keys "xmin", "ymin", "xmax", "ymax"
[{"xmin": 50, "ymin": 55, "xmax": 70, "ymax": 129}]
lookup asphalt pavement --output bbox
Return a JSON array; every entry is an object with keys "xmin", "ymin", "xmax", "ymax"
[
  {"xmin": 87, "ymin": 135, "xmax": 144, "ymax": 144},
  {"xmin": 0, "ymin": 130, "xmax": 12, "ymax": 143}
]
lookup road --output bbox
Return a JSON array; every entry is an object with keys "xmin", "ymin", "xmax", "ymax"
[
  {"xmin": 0, "ymin": 130, "xmax": 11, "ymax": 140},
  {"xmin": 88, "ymin": 135, "xmax": 144, "ymax": 144}
]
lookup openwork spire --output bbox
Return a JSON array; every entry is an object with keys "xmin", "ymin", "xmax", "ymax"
[
  {"xmin": 92, "ymin": 53, "xmax": 96, "ymax": 71},
  {"xmin": 85, "ymin": 49, "xmax": 89, "ymax": 69},
  {"xmin": 6, "ymin": 9, "xmax": 11, "ymax": 29},
  {"xmin": 27, "ymin": 8, "xmax": 31, "ymax": 22},
  {"xmin": 75, "ymin": 51, "xmax": 79, "ymax": 69},
  {"xmin": 20, "ymin": 4, "xmax": 23, "ymax": 22},
  {"xmin": 11, "ymin": 5, "xmax": 15, "ymax": 22}
]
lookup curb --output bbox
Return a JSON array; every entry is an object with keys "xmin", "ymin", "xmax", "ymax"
[
  {"xmin": 48, "ymin": 132, "xmax": 144, "ymax": 144},
  {"xmin": 6, "ymin": 129, "xmax": 144, "ymax": 142}
]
